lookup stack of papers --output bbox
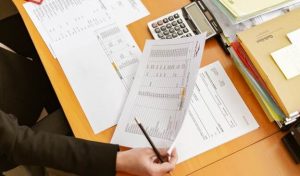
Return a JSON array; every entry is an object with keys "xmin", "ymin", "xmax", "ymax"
[
  {"xmin": 230, "ymin": 44, "xmax": 285, "ymax": 122},
  {"xmin": 24, "ymin": 0, "xmax": 149, "ymax": 133},
  {"xmin": 111, "ymin": 35, "xmax": 259, "ymax": 162},
  {"xmin": 219, "ymin": 0, "xmax": 291, "ymax": 19},
  {"xmin": 204, "ymin": 0, "xmax": 300, "ymax": 42},
  {"xmin": 235, "ymin": 9, "xmax": 300, "ymax": 125},
  {"xmin": 216, "ymin": 0, "xmax": 296, "ymax": 23}
]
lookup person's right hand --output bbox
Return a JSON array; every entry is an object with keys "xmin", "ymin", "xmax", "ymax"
[{"xmin": 116, "ymin": 147, "xmax": 177, "ymax": 176}]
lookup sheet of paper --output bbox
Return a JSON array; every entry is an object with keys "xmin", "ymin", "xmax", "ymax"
[
  {"xmin": 100, "ymin": 0, "xmax": 149, "ymax": 25},
  {"xmin": 24, "ymin": 0, "xmax": 110, "ymax": 57},
  {"xmin": 174, "ymin": 61, "xmax": 259, "ymax": 163},
  {"xmin": 24, "ymin": 0, "xmax": 148, "ymax": 57},
  {"xmin": 219, "ymin": 0, "xmax": 291, "ymax": 17},
  {"xmin": 288, "ymin": 28, "xmax": 300, "ymax": 44},
  {"xmin": 111, "ymin": 35, "xmax": 206, "ymax": 148},
  {"xmin": 272, "ymin": 44, "xmax": 300, "ymax": 79},
  {"xmin": 25, "ymin": 0, "xmax": 141, "ymax": 133}
]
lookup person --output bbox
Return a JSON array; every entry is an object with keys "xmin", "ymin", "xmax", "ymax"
[{"xmin": 0, "ymin": 14, "xmax": 177, "ymax": 176}]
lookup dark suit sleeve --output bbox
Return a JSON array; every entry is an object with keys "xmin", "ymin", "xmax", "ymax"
[{"xmin": 0, "ymin": 110, "xmax": 119, "ymax": 176}]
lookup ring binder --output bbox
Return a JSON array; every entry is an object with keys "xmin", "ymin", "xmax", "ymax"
[{"xmin": 282, "ymin": 119, "xmax": 300, "ymax": 163}]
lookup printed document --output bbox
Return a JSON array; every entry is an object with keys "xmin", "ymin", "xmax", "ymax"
[
  {"xmin": 112, "ymin": 58, "xmax": 259, "ymax": 162},
  {"xmin": 24, "ymin": 0, "xmax": 148, "ymax": 56},
  {"xmin": 112, "ymin": 35, "xmax": 206, "ymax": 148},
  {"xmin": 24, "ymin": 0, "xmax": 141, "ymax": 133},
  {"xmin": 175, "ymin": 61, "xmax": 259, "ymax": 162},
  {"xmin": 101, "ymin": 0, "xmax": 149, "ymax": 25}
]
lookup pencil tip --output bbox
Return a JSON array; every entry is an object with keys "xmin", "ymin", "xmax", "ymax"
[{"xmin": 134, "ymin": 117, "xmax": 140, "ymax": 124}]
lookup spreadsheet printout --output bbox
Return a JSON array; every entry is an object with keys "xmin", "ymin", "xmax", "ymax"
[
  {"xmin": 112, "ymin": 35, "xmax": 206, "ymax": 148},
  {"xmin": 25, "ymin": 0, "xmax": 141, "ymax": 133},
  {"xmin": 100, "ymin": 0, "xmax": 149, "ymax": 25},
  {"xmin": 24, "ymin": 0, "xmax": 148, "ymax": 56}
]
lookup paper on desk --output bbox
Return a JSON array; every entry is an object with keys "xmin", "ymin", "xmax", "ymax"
[
  {"xmin": 175, "ymin": 61, "xmax": 259, "ymax": 163},
  {"xmin": 288, "ymin": 28, "xmax": 300, "ymax": 44},
  {"xmin": 272, "ymin": 44, "xmax": 300, "ymax": 79},
  {"xmin": 219, "ymin": 0, "xmax": 290, "ymax": 18},
  {"xmin": 24, "ymin": 0, "xmax": 111, "ymax": 57},
  {"xmin": 24, "ymin": 0, "xmax": 148, "ymax": 57},
  {"xmin": 100, "ymin": 0, "xmax": 149, "ymax": 25},
  {"xmin": 111, "ymin": 35, "xmax": 206, "ymax": 148},
  {"xmin": 26, "ymin": 0, "xmax": 141, "ymax": 133}
]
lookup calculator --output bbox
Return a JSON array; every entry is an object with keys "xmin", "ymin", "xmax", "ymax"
[{"xmin": 148, "ymin": 0, "xmax": 222, "ymax": 40}]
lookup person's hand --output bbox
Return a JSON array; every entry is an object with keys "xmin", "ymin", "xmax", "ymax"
[{"xmin": 116, "ymin": 147, "xmax": 177, "ymax": 176}]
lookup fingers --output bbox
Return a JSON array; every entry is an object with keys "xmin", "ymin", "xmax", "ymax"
[
  {"xmin": 157, "ymin": 148, "xmax": 169, "ymax": 156},
  {"xmin": 155, "ymin": 161, "xmax": 176, "ymax": 174},
  {"xmin": 169, "ymin": 148, "xmax": 178, "ymax": 165},
  {"xmin": 140, "ymin": 148, "xmax": 178, "ymax": 176},
  {"xmin": 151, "ymin": 148, "xmax": 178, "ymax": 164},
  {"xmin": 154, "ymin": 148, "xmax": 177, "ymax": 174}
]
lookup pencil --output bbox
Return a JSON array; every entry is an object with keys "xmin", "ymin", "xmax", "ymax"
[{"xmin": 134, "ymin": 117, "xmax": 164, "ymax": 163}]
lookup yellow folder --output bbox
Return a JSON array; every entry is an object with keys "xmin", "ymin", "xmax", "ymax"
[{"xmin": 237, "ymin": 9, "xmax": 300, "ymax": 117}]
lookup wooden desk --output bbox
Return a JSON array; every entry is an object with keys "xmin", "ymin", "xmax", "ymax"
[{"xmin": 13, "ymin": 0, "xmax": 300, "ymax": 175}]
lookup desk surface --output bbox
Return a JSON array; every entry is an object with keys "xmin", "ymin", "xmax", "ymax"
[{"xmin": 13, "ymin": 0, "xmax": 300, "ymax": 175}]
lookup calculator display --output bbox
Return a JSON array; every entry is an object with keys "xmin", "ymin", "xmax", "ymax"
[{"xmin": 185, "ymin": 3, "xmax": 215, "ymax": 37}]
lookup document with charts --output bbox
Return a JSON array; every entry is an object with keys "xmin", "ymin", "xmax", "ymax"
[
  {"xmin": 24, "ymin": 0, "xmax": 142, "ymax": 133},
  {"xmin": 112, "ymin": 34, "xmax": 206, "ymax": 148}
]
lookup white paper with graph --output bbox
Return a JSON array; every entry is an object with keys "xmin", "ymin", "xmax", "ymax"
[{"xmin": 111, "ymin": 35, "xmax": 206, "ymax": 148}]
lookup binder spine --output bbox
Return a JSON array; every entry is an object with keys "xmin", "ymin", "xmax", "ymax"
[{"xmin": 277, "ymin": 114, "xmax": 300, "ymax": 131}]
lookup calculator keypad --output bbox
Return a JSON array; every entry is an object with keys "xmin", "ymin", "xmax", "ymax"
[{"xmin": 148, "ymin": 11, "xmax": 194, "ymax": 40}]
